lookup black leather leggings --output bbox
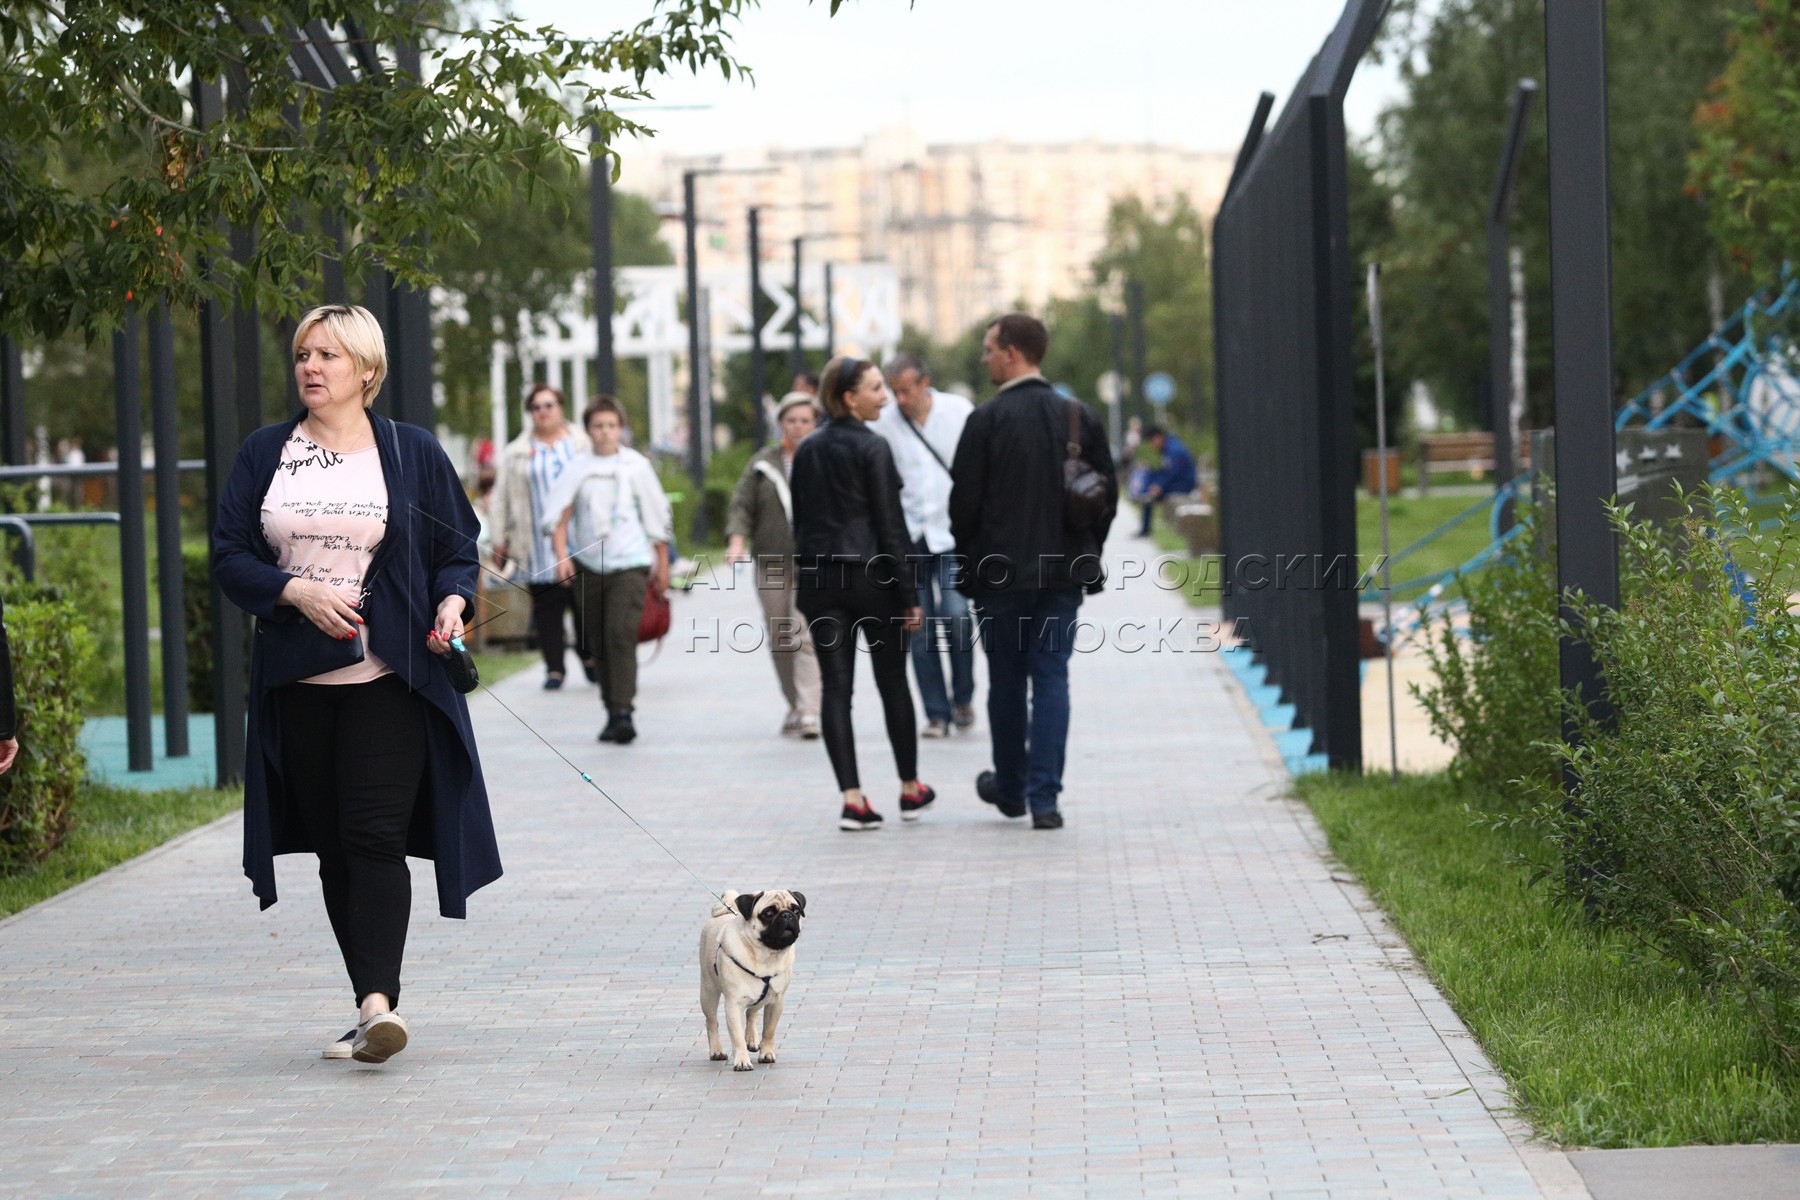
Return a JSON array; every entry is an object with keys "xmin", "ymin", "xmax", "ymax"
[{"xmin": 800, "ymin": 576, "xmax": 916, "ymax": 793}]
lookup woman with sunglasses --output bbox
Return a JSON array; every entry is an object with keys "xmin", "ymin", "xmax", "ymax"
[
  {"xmin": 791, "ymin": 356, "xmax": 934, "ymax": 831},
  {"xmin": 213, "ymin": 303, "xmax": 501, "ymax": 1064},
  {"xmin": 491, "ymin": 383, "xmax": 593, "ymax": 689}
]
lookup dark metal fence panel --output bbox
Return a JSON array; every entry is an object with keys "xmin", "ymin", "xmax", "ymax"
[{"xmin": 1213, "ymin": 0, "xmax": 1388, "ymax": 770}]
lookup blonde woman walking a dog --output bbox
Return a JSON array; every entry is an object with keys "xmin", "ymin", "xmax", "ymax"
[{"xmin": 213, "ymin": 303, "xmax": 500, "ymax": 1065}]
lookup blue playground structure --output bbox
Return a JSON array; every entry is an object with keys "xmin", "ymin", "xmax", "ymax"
[{"xmin": 1371, "ymin": 276, "xmax": 1800, "ymax": 639}]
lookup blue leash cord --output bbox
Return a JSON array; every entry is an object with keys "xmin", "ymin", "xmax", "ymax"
[{"xmin": 450, "ymin": 637, "xmax": 727, "ymax": 910}]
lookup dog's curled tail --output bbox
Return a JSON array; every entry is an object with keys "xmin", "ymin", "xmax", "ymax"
[{"xmin": 711, "ymin": 889, "xmax": 738, "ymax": 919}]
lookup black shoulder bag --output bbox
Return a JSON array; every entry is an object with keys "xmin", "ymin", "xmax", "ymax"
[{"xmin": 1060, "ymin": 399, "xmax": 1110, "ymax": 531}]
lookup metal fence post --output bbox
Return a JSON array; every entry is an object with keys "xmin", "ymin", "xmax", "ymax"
[{"xmin": 1544, "ymin": 0, "xmax": 1620, "ymax": 740}]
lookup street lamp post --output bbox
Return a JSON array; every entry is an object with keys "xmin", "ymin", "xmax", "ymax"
[
  {"xmin": 1488, "ymin": 80, "xmax": 1537, "ymax": 532},
  {"xmin": 748, "ymin": 206, "xmax": 766, "ymax": 446},
  {"xmin": 591, "ymin": 126, "xmax": 617, "ymax": 396},
  {"xmin": 823, "ymin": 261, "xmax": 836, "ymax": 362},
  {"xmin": 682, "ymin": 166, "xmax": 779, "ymax": 543},
  {"xmin": 791, "ymin": 235, "xmax": 805, "ymax": 380},
  {"xmin": 683, "ymin": 170, "xmax": 703, "ymax": 537}
]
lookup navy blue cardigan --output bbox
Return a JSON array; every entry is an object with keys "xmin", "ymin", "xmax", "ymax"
[{"xmin": 213, "ymin": 412, "xmax": 502, "ymax": 918}]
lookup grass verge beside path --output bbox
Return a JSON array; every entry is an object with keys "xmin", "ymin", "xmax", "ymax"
[
  {"xmin": 1296, "ymin": 770, "xmax": 1800, "ymax": 1147},
  {"xmin": 1144, "ymin": 493, "xmax": 1497, "ymax": 607},
  {"xmin": 0, "ymin": 783, "xmax": 239, "ymax": 919},
  {"xmin": 471, "ymin": 650, "xmax": 537, "ymax": 688}
]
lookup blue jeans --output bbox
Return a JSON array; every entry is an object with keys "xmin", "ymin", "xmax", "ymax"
[
  {"xmin": 911, "ymin": 541, "xmax": 975, "ymax": 723},
  {"xmin": 975, "ymin": 587, "xmax": 1082, "ymax": 814}
]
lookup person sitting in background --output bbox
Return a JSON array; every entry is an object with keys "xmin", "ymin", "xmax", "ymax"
[
  {"xmin": 1136, "ymin": 424, "xmax": 1196, "ymax": 538},
  {"xmin": 726, "ymin": 392, "xmax": 823, "ymax": 740}
]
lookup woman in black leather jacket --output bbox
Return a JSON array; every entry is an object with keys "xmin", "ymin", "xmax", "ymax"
[{"xmin": 791, "ymin": 357, "xmax": 934, "ymax": 831}]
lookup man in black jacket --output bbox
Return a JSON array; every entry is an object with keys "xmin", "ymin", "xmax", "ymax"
[{"xmin": 949, "ymin": 313, "xmax": 1118, "ymax": 829}]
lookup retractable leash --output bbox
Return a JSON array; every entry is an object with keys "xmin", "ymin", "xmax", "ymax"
[{"xmin": 448, "ymin": 637, "xmax": 729, "ymax": 911}]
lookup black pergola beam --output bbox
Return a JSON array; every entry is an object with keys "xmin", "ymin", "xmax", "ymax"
[
  {"xmin": 194, "ymin": 76, "xmax": 248, "ymax": 790},
  {"xmin": 112, "ymin": 308, "xmax": 154, "ymax": 772}
]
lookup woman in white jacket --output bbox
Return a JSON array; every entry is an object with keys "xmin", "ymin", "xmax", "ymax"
[
  {"xmin": 543, "ymin": 396, "xmax": 672, "ymax": 744},
  {"xmin": 490, "ymin": 384, "xmax": 592, "ymax": 689}
]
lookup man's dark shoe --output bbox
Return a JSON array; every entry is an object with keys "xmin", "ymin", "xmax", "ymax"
[
  {"xmin": 976, "ymin": 770, "xmax": 1026, "ymax": 819},
  {"xmin": 610, "ymin": 711, "xmax": 637, "ymax": 745},
  {"xmin": 1032, "ymin": 810, "xmax": 1064, "ymax": 831},
  {"xmin": 597, "ymin": 716, "xmax": 618, "ymax": 742},
  {"xmin": 581, "ymin": 657, "xmax": 599, "ymax": 684}
]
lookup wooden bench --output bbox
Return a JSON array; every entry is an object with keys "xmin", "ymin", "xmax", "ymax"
[{"xmin": 1415, "ymin": 431, "xmax": 1530, "ymax": 493}]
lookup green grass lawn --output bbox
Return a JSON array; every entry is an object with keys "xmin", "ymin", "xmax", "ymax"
[
  {"xmin": 0, "ymin": 783, "xmax": 240, "ymax": 919},
  {"xmin": 1144, "ymin": 491, "xmax": 1501, "ymax": 606},
  {"xmin": 1360, "ymin": 492, "xmax": 1504, "ymax": 602},
  {"xmin": 1297, "ymin": 770, "xmax": 1800, "ymax": 1147},
  {"xmin": 471, "ymin": 649, "xmax": 537, "ymax": 687}
]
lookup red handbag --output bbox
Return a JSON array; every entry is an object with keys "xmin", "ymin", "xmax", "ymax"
[{"xmin": 638, "ymin": 578, "xmax": 671, "ymax": 643}]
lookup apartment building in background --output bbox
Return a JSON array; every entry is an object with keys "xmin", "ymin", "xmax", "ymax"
[{"xmin": 618, "ymin": 126, "xmax": 1234, "ymax": 345}]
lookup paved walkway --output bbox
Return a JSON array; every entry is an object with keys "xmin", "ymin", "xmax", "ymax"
[{"xmin": 1, "ymin": 526, "xmax": 1583, "ymax": 1197}]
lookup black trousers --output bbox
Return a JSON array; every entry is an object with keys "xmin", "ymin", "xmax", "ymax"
[
  {"xmin": 529, "ymin": 581, "xmax": 587, "ymax": 676},
  {"xmin": 277, "ymin": 673, "xmax": 428, "ymax": 1007},
  {"xmin": 799, "ymin": 573, "xmax": 916, "ymax": 792}
]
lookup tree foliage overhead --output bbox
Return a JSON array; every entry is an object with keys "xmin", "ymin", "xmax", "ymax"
[
  {"xmin": 1364, "ymin": 0, "xmax": 1748, "ymax": 432},
  {"xmin": 1691, "ymin": 0, "xmax": 1800, "ymax": 282},
  {"xmin": 0, "ymin": 0, "xmax": 752, "ymax": 340}
]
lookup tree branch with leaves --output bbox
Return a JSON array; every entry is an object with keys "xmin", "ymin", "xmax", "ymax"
[{"xmin": 0, "ymin": 1, "xmax": 755, "ymax": 340}]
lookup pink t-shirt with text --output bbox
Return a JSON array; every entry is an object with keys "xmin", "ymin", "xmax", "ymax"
[{"xmin": 261, "ymin": 431, "xmax": 392, "ymax": 685}]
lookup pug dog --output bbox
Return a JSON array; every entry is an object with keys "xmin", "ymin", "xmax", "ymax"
[{"xmin": 698, "ymin": 889, "xmax": 805, "ymax": 1071}]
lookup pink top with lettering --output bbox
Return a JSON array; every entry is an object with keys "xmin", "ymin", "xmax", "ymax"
[{"xmin": 261, "ymin": 431, "xmax": 391, "ymax": 685}]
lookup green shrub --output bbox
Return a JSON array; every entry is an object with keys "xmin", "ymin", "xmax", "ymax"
[
  {"xmin": 1415, "ymin": 498, "xmax": 1562, "ymax": 807},
  {"xmin": 0, "ymin": 590, "xmax": 97, "ymax": 865},
  {"xmin": 0, "ymin": 484, "xmax": 123, "ymax": 713},
  {"xmin": 1542, "ymin": 487, "xmax": 1800, "ymax": 1061}
]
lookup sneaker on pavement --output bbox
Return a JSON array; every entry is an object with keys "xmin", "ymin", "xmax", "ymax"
[
  {"xmin": 597, "ymin": 714, "xmax": 620, "ymax": 742},
  {"xmin": 610, "ymin": 712, "xmax": 637, "ymax": 745},
  {"xmin": 322, "ymin": 1028, "xmax": 358, "ymax": 1060},
  {"xmin": 839, "ymin": 804, "xmax": 885, "ymax": 832},
  {"xmin": 921, "ymin": 719, "xmax": 951, "ymax": 739},
  {"xmin": 351, "ymin": 1011, "xmax": 409, "ymax": 1064},
  {"xmin": 952, "ymin": 704, "xmax": 977, "ymax": 731},
  {"xmin": 1032, "ymin": 809, "xmax": 1065, "ymax": 830},
  {"xmin": 781, "ymin": 711, "xmax": 802, "ymax": 737},
  {"xmin": 543, "ymin": 673, "xmax": 565, "ymax": 691},
  {"xmin": 976, "ymin": 770, "xmax": 1027, "ymax": 819},
  {"xmin": 797, "ymin": 715, "xmax": 821, "ymax": 740},
  {"xmin": 899, "ymin": 783, "xmax": 937, "ymax": 821}
]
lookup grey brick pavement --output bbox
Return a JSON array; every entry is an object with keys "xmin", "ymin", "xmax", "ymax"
[{"xmin": 0, "ymin": 532, "xmax": 1585, "ymax": 1197}]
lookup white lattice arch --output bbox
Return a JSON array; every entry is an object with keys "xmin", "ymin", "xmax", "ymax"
[{"xmin": 485, "ymin": 263, "xmax": 902, "ymax": 455}]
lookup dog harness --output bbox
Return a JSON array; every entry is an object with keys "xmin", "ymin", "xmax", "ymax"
[{"xmin": 714, "ymin": 937, "xmax": 776, "ymax": 1008}]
